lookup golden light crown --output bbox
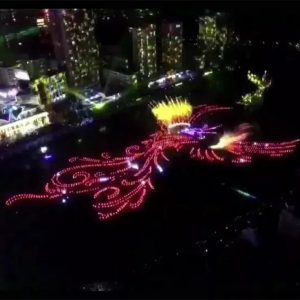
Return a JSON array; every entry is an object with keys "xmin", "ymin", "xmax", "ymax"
[{"xmin": 151, "ymin": 97, "xmax": 193, "ymax": 127}]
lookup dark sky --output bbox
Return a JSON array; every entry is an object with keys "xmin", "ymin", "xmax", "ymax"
[
  {"xmin": 230, "ymin": 6, "xmax": 300, "ymax": 41},
  {"xmin": 95, "ymin": 3, "xmax": 300, "ymax": 45}
]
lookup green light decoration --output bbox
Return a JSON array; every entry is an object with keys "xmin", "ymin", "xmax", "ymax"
[
  {"xmin": 65, "ymin": 87, "xmax": 117, "ymax": 112},
  {"xmin": 0, "ymin": 26, "xmax": 42, "ymax": 48},
  {"xmin": 5, "ymin": 26, "xmax": 41, "ymax": 42},
  {"xmin": 93, "ymin": 102, "xmax": 105, "ymax": 110},
  {"xmin": 238, "ymin": 70, "xmax": 271, "ymax": 107},
  {"xmin": 64, "ymin": 87, "xmax": 86, "ymax": 101},
  {"xmin": 32, "ymin": 73, "xmax": 67, "ymax": 105}
]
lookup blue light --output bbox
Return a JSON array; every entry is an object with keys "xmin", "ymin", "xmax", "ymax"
[{"xmin": 44, "ymin": 154, "xmax": 53, "ymax": 160}]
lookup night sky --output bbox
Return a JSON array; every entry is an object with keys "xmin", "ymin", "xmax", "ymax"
[{"xmin": 95, "ymin": 4, "xmax": 300, "ymax": 46}]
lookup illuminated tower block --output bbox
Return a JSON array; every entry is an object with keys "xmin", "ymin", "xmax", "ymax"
[
  {"xmin": 132, "ymin": 24, "xmax": 157, "ymax": 79},
  {"xmin": 196, "ymin": 14, "xmax": 227, "ymax": 69},
  {"xmin": 161, "ymin": 22, "xmax": 183, "ymax": 72},
  {"xmin": 47, "ymin": 9, "xmax": 100, "ymax": 88}
]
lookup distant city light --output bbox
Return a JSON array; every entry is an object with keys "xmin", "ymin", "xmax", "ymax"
[
  {"xmin": 233, "ymin": 188, "xmax": 257, "ymax": 199},
  {"xmin": 157, "ymin": 165, "xmax": 164, "ymax": 173},
  {"xmin": 40, "ymin": 146, "xmax": 48, "ymax": 154},
  {"xmin": 99, "ymin": 177, "xmax": 110, "ymax": 182},
  {"xmin": 131, "ymin": 163, "xmax": 139, "ymax": 170},
  {"xmin": 203, "ymin": 71, "xmax": 213, "ymax": 76},
  {"xmin": 36, "ymin": 18, "xmax": 46, "ymax": 28},
  {"xmin": 14, "ymin": 70, "xmax": 30, "ymax": 81}
]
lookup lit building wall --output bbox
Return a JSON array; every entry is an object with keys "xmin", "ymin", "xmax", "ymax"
[
  {"xmin": 133, "ymin": 24, "xmax": 157, "ymax": 78},
  {"xmin": 47, "ymin": 9, "xmax": 100, "ymax": 88},
  {"xmin": 0, "ymin": 111, "xmax": 50, "ymax": 142},
  {"xmin": 36, "ymin": 17, "xmax": 46, "ymax": 28},
  {"xmin": 161, "ymin": 22, "xmax": 183, "ymax": 72},
  {"xmin": 196, "ymin": 14, "xmax": 227, "ymax": 69},
  {"xmin": 32, "ymin": 72, "xmax": 67, "ymax": 105}
]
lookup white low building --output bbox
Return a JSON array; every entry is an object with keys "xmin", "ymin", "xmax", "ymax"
[{"xmin": 0, "ymin": 67, "xmax": 30, "ymax": 86}]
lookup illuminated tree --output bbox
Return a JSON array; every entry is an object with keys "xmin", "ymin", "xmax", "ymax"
[{"xmin": 238, "ymin": 70, "xmax": 271, "ymax": 109}]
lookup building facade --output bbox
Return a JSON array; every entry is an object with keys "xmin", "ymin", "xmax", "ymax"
[
  {"xmin": 47, "ymin": 9, "xmax": 100, "ymax": 88},
  {"xmin": 132, "ymin": 24, "xmax": 157, "ymax": 79},
  {"xmin": 161, "ymin": 22, "xmax": 183, "ymax": 72},
  {"xmin": 32, "ymin": 72, "xmax": 67, "ymax": 105},
  {"xmin": 0, "ymin": 67, "xmax": 31, "ymax": 87},
  {"xmin": 0, "ymin": 111, "xmax": 50, "ymax": 142},
  {"xmin": 196, "ymin": 14, "xmax": 228, "ymax": 70}
]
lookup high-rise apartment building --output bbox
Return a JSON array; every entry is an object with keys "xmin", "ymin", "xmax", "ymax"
[
  {"xmin": 161, "ymin": 22, "xmax": 183, "ymax": 71},
  {"xmin": 132, "ymin": 24, "xmax": 157, "ymax": 78},
  {"xmin": 47, "ymin": 9, "xmax": 100, "ymax": 88},
  {"xmin": 196, "ymin": 14, "xmax": 227, "ymax": 69}
]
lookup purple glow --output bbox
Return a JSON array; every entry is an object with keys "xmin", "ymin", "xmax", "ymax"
[
  {"xmin": 99, "ymin": 177, "xmax": 110, "ymax": 182},
  {"xmin": 180, "ymin": 125, "xmax": 221, "ymax": 139}
]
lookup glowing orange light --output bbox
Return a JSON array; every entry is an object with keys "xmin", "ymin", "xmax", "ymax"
[{"xmin": 210, "ymin": 123, "xmax": 252, "ymax": 150}]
